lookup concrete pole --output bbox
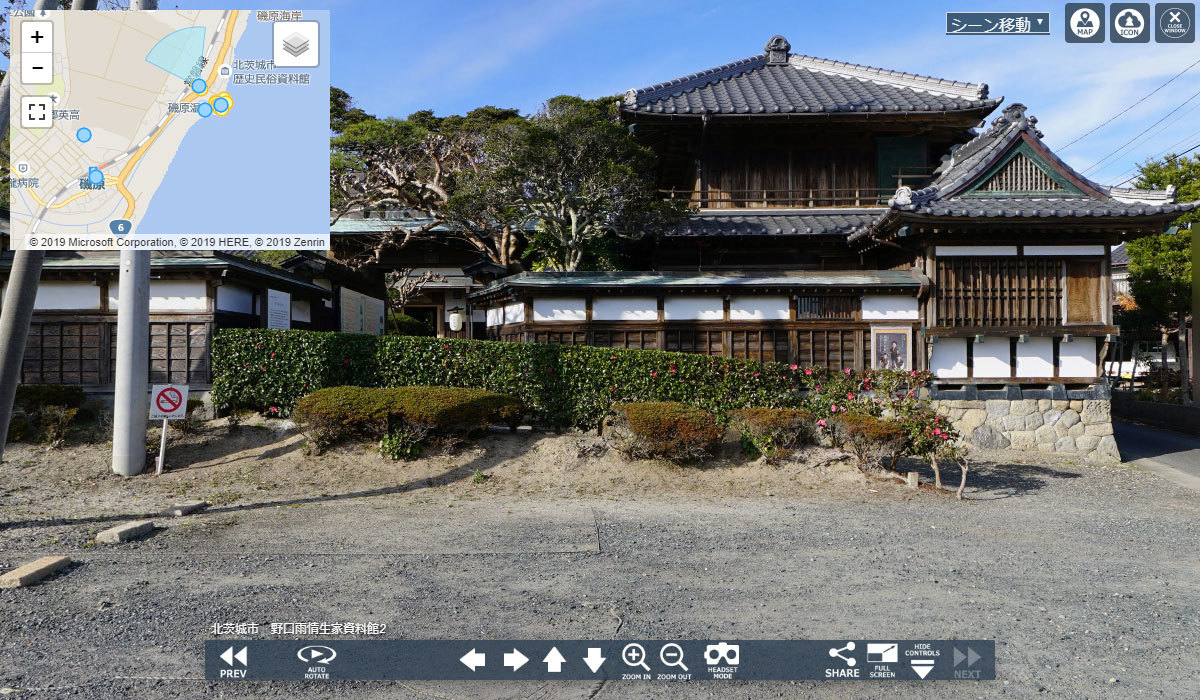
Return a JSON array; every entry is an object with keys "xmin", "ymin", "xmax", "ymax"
[
  {"xmin": 109, "ymin": 0, "xmax": 158, "ymax": 475},
  {"xmin": 1193, "ymin": 229, "xmax": 1199, "ymax": 406},
  {"xmin": 0, "ymin": 0, "xmax": 75, "ymax": 464}
]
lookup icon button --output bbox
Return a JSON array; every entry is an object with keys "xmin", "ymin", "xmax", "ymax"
[
  {"xmin": 272, "ymin": 20, "xmax": 319, "ymax": 67},
  {"xmin": 503, "ymin": 648, "xmax": 528, "ymax": 671},
  {"xmin": 21, "ymin": 52, "xmax": 53, "ymax": 85},
  {"xmin": 583, "ymin": 647, "xmax": 606, "ymax": 673},
  {"xmin": 20, "ymin": 96, "xmax": 52, "ymax": 129},
  {"xmin": 1111, "ymin": 3, "xmax": 1152, "ymax": 41},
  {"xmin": 659, "ymin": 643, "xmax": 688, "ymax": 672},
  {"xmin": 543, "ymin": 647, "xmax": 566, "ymax": 673},
  {"xmin": 911, "ymin": 658, "xmax": 935, "ymax": 678},
  {"xmin": 867, "ymin": 642, "xmax": 898, "ymax": 663},
  {"xmin": 1066, "ymin": 3, "xmax": 1107, "ymax": 42},
  {"xmin": 220, "ymin": 646, "xmax": 248, "ymax": 667},
  {"xmin": 622, "ymin": 643, "xmax": 650, "ymax": 671},
  {"xmin": 704, "ymin": 642, "xmax": 740, "ymax": 666},
  {"xmin": 21, "ymin": 21, "xmax": 53, "ymax": 52},
  {"xmin": 1155, "ymin": 3, "xmax": 1195, "ymax": 41},
  {"xmin": 459, "ymin": 648, "xmax": 485, "ymax": 671},
  {"xmin": 829, "ymin": 641, "xmax": 856, "ymax": 667}
]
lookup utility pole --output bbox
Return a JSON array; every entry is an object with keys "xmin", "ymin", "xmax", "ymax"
[
  {"xmin": 1193, "ymin": 227, "xmax": 1199, "ymax": 406},
  {"xmin": 111, "ymin": 0, "xmax": 158, "ymax": 476},
  {"xmin": 0, "ymin": 1, "xmax": 78, "ymax": 464}
]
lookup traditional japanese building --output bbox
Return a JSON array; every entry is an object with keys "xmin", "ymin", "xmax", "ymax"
[{"xmin": 468, "ymin": 36, "xmax": 1197, "ymax": 461}]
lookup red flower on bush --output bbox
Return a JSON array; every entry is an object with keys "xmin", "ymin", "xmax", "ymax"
[
  {"xmin": 611, "ymin": 355, "xmax": 618, "ymax": 360},
  {"xmin": 259, "ymin": 366, "xmax": 266, "ymax": 371},
  {"xmin": 847, "ymin": 393, "xmax": 855, "ymax": 400},
  {"xmin": 342, "ymin": 359, "xmax": 349, "ymax": 365},
  {"xmin": 804, "ymin": 368, "xmax": 813, "ymax": 376},
  {"xmin": 651, "ymin": 371, "xmax": 658, "ymax": 377},
  {"xmin": 269, "ymin": 352, "xmax": 276, "ymax": 358},
  {"xmin": 844, "ymin": 368, "xmax": 852, "ymax": 375},
  {"xmin": 790, "ymin": 364, "xmax": 799, "ymax": 370},
  {"xmin": 816, "ymin": 419, "xmax": 827, "ymax": 428},
  {"xmin": 268, "ymin": 406, "xmax": 279, "ymax": 413},
  {"xmin": 753, "ymin": 372, "xmax": 760, "ymax": 378},
  {"xmin": 444, "ymin": 344, "xmax": 451, "ymax": 350},
  {"xmin": 830, "ymin": 404, "xmax": 839, "ymax": 412}
]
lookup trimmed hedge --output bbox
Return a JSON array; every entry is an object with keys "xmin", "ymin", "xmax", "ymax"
[
  {"xmin": 212, "ymin": 329, "xmax": 799, "ymax": 428},
  {"xmin": 15, "ymin": 384, "xmax": 87, "ymax": 410},
  {"xmin": 730, "ymin": 407, "xmax": 815, "ymax": 462},
  {"xmin": 614, "ymin": 401, "xmax": 723, "ymax": 462},
  {"xmin": 293, "ymin": 385, "xmax": 523, "ymax": 453}
]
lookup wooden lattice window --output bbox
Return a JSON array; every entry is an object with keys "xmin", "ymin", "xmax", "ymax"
[{"xmin": 978, "ymin": 154, "xmax": 1063, "ymax": 192}]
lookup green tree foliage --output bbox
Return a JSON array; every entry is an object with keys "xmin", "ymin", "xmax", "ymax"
[
  {"xmin": 330, "ymin": 86, "xmax": 373, "ymax": 134},
  {"xmin": 468, "ymin": 95, "xmax": 688, "ymax": 271}
]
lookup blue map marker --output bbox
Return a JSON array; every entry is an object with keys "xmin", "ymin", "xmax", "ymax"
[
  {"xmin": 76, "ymin": 127, "xmax": 92, "ymax": 142},
  {"xmin": 109, "ymin": 219, "xmax": 131, "ymax": 236},
  {"xmin": 191, "ymin": 78, "xmax": 207, "ymax": 94},
  {"xmin": 197, "ymin": 102, "xmax": 213, "ymax": 118},
  {"xmin": 87, "ymin": 167, "xmax": 104, "ymax": 185}
]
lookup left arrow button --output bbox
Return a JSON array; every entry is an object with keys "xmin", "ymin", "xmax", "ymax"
[{"xmin": 460, "ymin": 648, "xmax": 486, "ymax": 671}]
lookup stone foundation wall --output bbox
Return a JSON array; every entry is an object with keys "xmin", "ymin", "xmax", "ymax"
[{"xmin": 931, "ymin": 398, "xmax": 1119, "ymax": 463}]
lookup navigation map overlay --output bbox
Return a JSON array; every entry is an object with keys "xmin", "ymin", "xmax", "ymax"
[
  {"xmin": 8, "ymin": 9, "xmax": 329, "ymax": 250},
  {"xmin": 205, "ymin": 639, "xmax": 996, "ymax": 681}
]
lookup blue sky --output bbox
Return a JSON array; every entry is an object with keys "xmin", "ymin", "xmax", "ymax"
[{"xmin": 18, "ymin": 1, "xmax": 1200, "ymax": 187}]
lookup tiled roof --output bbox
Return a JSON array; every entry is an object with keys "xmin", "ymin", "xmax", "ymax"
[
  {"xmin": 624, "ymin": 35, "xmax": 997, "ymax": 117},
  {"xmin": 670, "ymin": 209, "xmax": 885, "ymax": 237},
  {"xmin": 1111, "ymin": 242, "xmax": 1129, "ymax": 267},
  {"xmin": 870, "ymin": 103, "xmax": 1198, "ymax": 224},
  {"xmin": 470, "ymin": 269, "xmax": 920, "ymax": 298}
]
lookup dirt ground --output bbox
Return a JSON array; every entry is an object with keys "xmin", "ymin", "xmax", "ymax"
[
  {"xmin": 3, "ymin": 418, "xmax": 1197, "ymax": 699},
  {"xmin": 0, "ymin": 416, "xmax": 894, "ymax": 528}
]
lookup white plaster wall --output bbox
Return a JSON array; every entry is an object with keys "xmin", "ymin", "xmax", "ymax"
[
  {"xmin": 533, "ymin": 297, "xmax": 586, "ymax": 322},
  {"xmin": 593, "ymin": 297, "xmax": 657, "ymax": 321},
  {"xmin": 861, "ymin": 295, "xmax": 919, "ymax": 321},
  {"xmin": 112, "ymin": 280, "xmax": 208, "ymax": 312},
  {"xmin": 664, "ymin": 296, "xmax": 723, "ymax": 321},
  {"xmin": 34, "ymin": 281, "xmax": 100, "ymax": 310},
  {"xmin": 972, "ymin": 337, "xmax": 1011, "ymax": 378},
  {"xmin": 1059, "ymin": 338, "xmax": 1098, "ymax": 377},
  {"xmin": 291, "ymin": 299, "xmax": 311, "ymax": 323},
  {"xmin": 930, "ymin": 338, "xmax": 968, "ymax": 378},
  {"xmin": 1016, "ymin": 337, "xmax": 1054, "ymax": 378},
  {"xmin": 503, "ymin": 302, "xmax": 525, "ymax": 324},
  {"xmin": 936, "ymin": 245, "xmax": 1018, "ymax": 256},
  {"xmin": 471, "ymin": 309, "xmax": 486, "ymax": 322},
  {"xmin": 729, "ymin": 295, "xmax": 788, "ymax": 320},
  {"xmin": 443, "ymin": 291, "xmax": 467, "ymax": 321},
  {"xmin": 1025, "ymin": 245, "xmax": 1105, "ymax": 256},
  {"xmin": 215, "ymin": 283, "xmax": 254, "ymax": 314},
  {"xmin": 486, "ymin": 307, "xmax": 503, "ymax": 327}
]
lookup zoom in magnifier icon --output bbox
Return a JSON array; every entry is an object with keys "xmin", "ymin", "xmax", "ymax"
[
  {"xmin": 622, "ymin": 643, "xmax": 650, "ymax": 671},
  {"xmin": 660, "ymin": 643, "xmax": 688, "ymax": 672}
]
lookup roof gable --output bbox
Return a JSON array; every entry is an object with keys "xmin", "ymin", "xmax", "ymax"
[{"xmin": 963, "ymin": 143, "xmax": 1079, "ymax": 196}]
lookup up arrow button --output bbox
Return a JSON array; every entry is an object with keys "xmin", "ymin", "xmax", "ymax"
[{"xmin": 543, "ymin": 647, "xmax": 566, "ymax": 673}]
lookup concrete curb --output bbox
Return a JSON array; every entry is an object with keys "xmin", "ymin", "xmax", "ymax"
[
  {"xmin": 163, "ymin": 501, "xmax": 210, "ymax": 517},
  {"xmin": 95, "ymin": 520, "xmax": 156, "ymax": 544},
  {"xmin": 0, "ymin": 556, "xmax": 72, "ymax": 588}
]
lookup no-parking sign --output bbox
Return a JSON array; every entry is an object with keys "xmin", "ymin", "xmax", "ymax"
[{"xmin": 150, "ymin": 384, "xmax": 189, "ymax": 420}]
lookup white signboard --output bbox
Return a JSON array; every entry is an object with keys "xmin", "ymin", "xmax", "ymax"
[
  {"xmin": 149, "ymin": 384, "xmax": 189, "ymax": 420},
  {"xmin": 267, "ymin": 289, "xmax": 291, "ymax": 330}
]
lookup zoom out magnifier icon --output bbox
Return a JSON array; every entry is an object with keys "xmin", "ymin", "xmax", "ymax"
[{"xmin": 659, "ymin": 643, "xmax": 688, "ymax": 672}]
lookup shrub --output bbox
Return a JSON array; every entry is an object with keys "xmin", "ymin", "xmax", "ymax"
[
  {"xmin": 39, "ymin": 406, "xmax": 78, "ymax": 449},
  {"xmin": 379, "ymin": 422, "xmax": 429, "ymax": 460},
  {"xmin": 831, "ymin": 413, "xmax": 907, "ymax": 470},
  {"xmin": 15, "ymin": 384, "xmax": 86, "ymax": 411},
  {"xmin": 211, "ymin": 329, "xmax": 802, "ymax": 427},
  {"xmin": 731, "ymin": 407, "xmax": 814, "ymax": 462},
  {"xmin": 613, "ymin": 401, "xmax": 723, "ymax": 463},
  {"xmin": 6, "ymin": 410, "xmax": 33, "ymax": 443},
  {"xmin": 388, "ymin": 313, "xmax": 435, "ymax": 337},
  {"xmin": 293, "ymin": 385, "xmax": 523, "ymax": 454}
]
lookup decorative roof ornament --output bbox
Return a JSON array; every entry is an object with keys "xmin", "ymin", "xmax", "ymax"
[
  {"xmin": 765, "ymin": 35, "xmax": 790, "ymax": 65},
  {"xmin": 984, "ymin": 103, "xmax": 1044, "ymax": 139},
  {"xmin": 890, "ymin": 186, "xmax": 913, "ymax": 207}
]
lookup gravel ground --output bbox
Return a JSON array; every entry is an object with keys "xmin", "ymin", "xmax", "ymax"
[{"xmin": 1, "ymin": 443, "xmax": 1198, "ymax": 698}]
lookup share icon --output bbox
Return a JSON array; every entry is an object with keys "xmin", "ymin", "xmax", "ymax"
[{"xmin": 828, "ymin": 642, "xmax": 856, "ymax": 667}]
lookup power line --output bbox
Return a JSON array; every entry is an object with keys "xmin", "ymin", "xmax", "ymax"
[
  {"xmin": 1096, "ymin": 99, "xmax": 1200, "ymax": 183},
  {"xmin": 1082, "ymin": 86, "xmax": 1200, "ymax": 175},
  {"xmin": 1104, "ymin": 140, "xmax": 1200, "ymax": 186},
  {"xmin": 1059, "ymin": 55, "xmax": 1200, "ymax": 151},
  {"xmin": 1107, "ymin": 127, "xmax": 1200, "ymax": 186}
]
